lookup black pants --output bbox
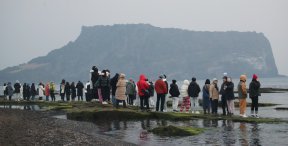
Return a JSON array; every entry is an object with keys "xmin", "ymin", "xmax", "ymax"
[
  {"xmin": 116, "ymin": 99, "xmax": 126, "ymax": 108},
  {"xmin": 78, "ymin": 95, "xmax": 83, "ymax": 101},
  {"xmin": 50, "ymin": 92, "xmax": 55, "ymax": 101},
  {"xmin": 101, "ymin": 87, "xmax": 110, "ymax": 101},
  {"xmin": 9, "ymin": 96, "xmax": 12, "ymax": 101},
  {"xmin": 251, "ymin": 96, "xmax": 259, "ymax": 112},
  {"xmin": 140, "ymin": 96, "xmax": 149, "ymax": 110},
  {"xmin": 221, "ymin": 96, "xmax": 228, "ymax": 115},
  {"xmin": 60, "ymin": 93, "xmax": 65, "ymax": 101},
  {"xmin": 66, "ymin": 94, "xmax": 70, "ymax": 101},
  {"xmin": 212, "ymin": 99, "xmax": 219, "ymax": 114},
  {"xmin": 127, "ymin": 95, "xmax": 135, "ymax": 105},
  {"xmin": 156, "ymin": 94, "xmax": 166, "ymax": 112}
]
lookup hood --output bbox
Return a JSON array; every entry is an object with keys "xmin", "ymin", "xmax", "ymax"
[
  {"xmin": 183, "ymin": 80, "xmax": 190, "ymax": 85},
  {"xmin": 139, "ymin": 74, "xmax": 147, "ymax": 81},
  {"xmin": 240, "ymin": 75, "xmax": 247, "ymax": 82},
  {"xmin": 119, "ymin": 73, "xmax": 126, "ymax": 79}
]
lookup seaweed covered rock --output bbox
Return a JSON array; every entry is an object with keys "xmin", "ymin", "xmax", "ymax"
[{"xmin": 149, "ymin": 125, "xmax": 204, "ymax": 136}]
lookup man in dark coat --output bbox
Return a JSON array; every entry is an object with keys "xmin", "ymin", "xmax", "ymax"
[
  {"xmin": 249, "ymin": 74, "xmax": 261, "ymax": 117},
  {"xmin": 188, "ymin": 77, "xmax": 201, "ymax": 113},
  {"xmin": 169, "ymin": 79, "xmax": 180, "ymax": 112},
  {"xmin": 14, "ymin": 80, "xmax": 21, "ymax": 101},
  {"xmin": 220, "ymin": 76, "xmax": 229, "ymax": 115},
  {"xmin": 76, "ymin": 81, "xmax": 84, "ymax": 101},
  {"xmin": 110, "ymin": 73, "xmax": 119, "ymax": 106}
]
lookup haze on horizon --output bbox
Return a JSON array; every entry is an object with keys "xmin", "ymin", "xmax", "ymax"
[{"xmin": 0, "ymin": 0, "xmax": 288, "ymax": 75}]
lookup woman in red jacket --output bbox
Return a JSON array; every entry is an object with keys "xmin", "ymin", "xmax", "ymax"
[
  {"xmin": 155, "ymin": 75, "xmax": 168, "ymax": 112},
  {"xmin": 137, "ymin": 74, "xmax": 150, "ymax": 111}
]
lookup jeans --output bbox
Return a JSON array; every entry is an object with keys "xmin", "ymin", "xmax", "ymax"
[
  {"xmin": 156, "ymin": 94, "xmax": 166, "ymax": 112},
  {"xmin": 172, "ymin": 97, "xmax": 179, "ymax": 110},
  {"xmin": 221, "ymin": 96, "xmax": 228, "ymax": 115},
  {"xmin": 46, "ymin": 96, "xmax": 49, "ymax": 101},
  {"xmin": 190, "ymin": 97, "xmax": 199, "ymax": 111},
  {"xmin": 112, "ymin": 95, "xmax": 116, "ymax": 107}
]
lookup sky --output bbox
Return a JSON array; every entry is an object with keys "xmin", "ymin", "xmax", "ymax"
[{"xmin": 0, "ymin": 0, "xmax": 288, "ymax": 75}]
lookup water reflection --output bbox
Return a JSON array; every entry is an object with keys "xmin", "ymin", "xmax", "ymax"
[
  {"xmin": 239, "ymin": 122, "xmax": 249, "ymax": 146},
  {"xmin": 250, "ymin": 123, "xmax": 261, "ymax": 146},
  {"xmin": 0, "ymin": 104, "xmax": 40, "ymax": 111}
]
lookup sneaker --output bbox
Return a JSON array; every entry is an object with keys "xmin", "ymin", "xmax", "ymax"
[
  {"xmin": 185, "ymin": 111, "xmax": 189, "ymax": 113},
  {"xmin": 251, "ymin": 114, "xmax": 255, "ymax": 117},
  {"xmin": 102, "ymin": 101, "xmax": 108, "ymax": 105},
  {"xmin": 242, "ymin": 114, "xmax": 248, "ymax": 118},
  {"xmin": 191, "ymin": 111, "xmax": 195, "ymax": 114},
  {"xmin": 255, "ymin": 114, "xmax": 259, "ymax": 118},
  {"xmin": 195, "ymin": 111, "xmax": 200, "ymax": 114}
]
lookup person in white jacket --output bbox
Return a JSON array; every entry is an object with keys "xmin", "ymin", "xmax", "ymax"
[
  {"xmin": 180, "ymin": 80, "xmax": 190, "ymax": 113},
  {"xmin": 38, "ymin": 82, "xmax": 45, "ymax": 100}
]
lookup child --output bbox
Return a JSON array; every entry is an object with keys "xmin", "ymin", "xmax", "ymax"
[{"xmin": 180, "ymin": 80, "xmax": 190, "ymax": 113}]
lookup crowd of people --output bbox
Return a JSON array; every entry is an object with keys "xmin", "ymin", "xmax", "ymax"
[{"xmin": 1, "ymin": 66, "xmax": 261, "ymax": 118}]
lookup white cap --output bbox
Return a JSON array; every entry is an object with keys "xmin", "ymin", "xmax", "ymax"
[
  {"xmin": 213, "ymin": 78, "xmax": 218, "ymax": 81},
  {"xmin": 223, "ymin": 72, "xmax": 228, "ymax": 77}
]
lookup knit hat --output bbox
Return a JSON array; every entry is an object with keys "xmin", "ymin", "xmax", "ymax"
[
  {"xmin": 240, "ymin": 75, "xmax": 247, "ymax": 82},
  {"xmin": 213, "ymin": 78, "xmax": 218, "ymax": 81},
  {"xmin": 252, "ymin": 74, "xmax": 258, "ymax": 80},
  {"xmin": 159, "ymin": 75, "xmax": 164, "ymax": 79},
  {"xmin": 192, "ymin": 77, "xmax": 196, "ymax": 81},
  {"xmin": 205, "ymin": 79, "xmax": 210, "ymax": 84}
]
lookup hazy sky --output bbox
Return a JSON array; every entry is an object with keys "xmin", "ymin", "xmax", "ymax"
[{"xmin": 1, "ymin": 0, "xmax": 288, "ymax": 75}]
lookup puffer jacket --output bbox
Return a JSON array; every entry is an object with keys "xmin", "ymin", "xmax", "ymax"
[
  {"xmin": 155, "ymin": 79, "xmax": 167, "ymax": 94},
  {"xmin": 180, "ymin": 80, "xmax": 190, "ymax": 97},
  {"xmin": 226, "ymin": 82, "xmax": 235, "ymax": 100},
  {"xmin": 238, "ymin": 75, "xmax": 247, "ymax": 99},
  {"xmin": 249, "ymin": 79, "xmax": 261, "ymax": 98}
]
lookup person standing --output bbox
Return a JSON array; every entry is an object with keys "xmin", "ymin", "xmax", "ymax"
[
  {"xmin": 162, "ymin": 75, "xmax": 169, "ymax": 112},
  {"xmin": 155, "ymin": 75, "xmax": 167, "ymax": 112},
  {"xmin": 6, "ymin": 82, "xmax": 14, "ymax": 101},
  {"xmin": 76, "ymin": 81, "xmax": 84, "ymax": 101},
  {"xmin": 23, "ymin": 83, "xmax": 29, "ymax": 101},
  {"xmin": 65, "ymin": 82, "xmax": 71, "ymax": 101},
  {"xmin": 14, "ymin": 80, "xmax": 21, "ymax": 101},
  {"xmin": 110, "ymin": 73, "xmax": 120, "ymax": 106},
  {"xmin": 188, "ymin": 77, "xmax": 201, "ymax": 114},
  {"xmin": 226, "ymin": 77, "xmax": 235, "ymax": 116},
  {"xmin": 71, "ymin": 82, "xmax": 77, "ymax": 101},
  {"xmin": 85, "ymin": 81, "xmax": 91, "ymax": 102},
  {"xmin": 116, "ymin": 74, "xmax": 127, "ymax": 108},
  {"xmin": 96, "ymin": 70, "xmax": 110, "ymax": 104},
  {"xmin": 30, "ymin": 83, "xmax": 37, "ymax": 101},
  {"xmin": 220, "ymin": 76, "xmax": 229, "ymax": 115},
  {"xmin": 126, "ymin": 79, "xmax": 137, "ymax": 105},
  {"xmin": 3, "ymin": 83, "xmax": 7, "ymax": 100},
  {"xmin": 91, "ymin": 66, "xmax": 99, "ymax": 100},
  {"xmin": 180, "ymin": 80, "xmax": 190, "ymax": 113},
  {"xmin": 50, "ymin": 82, "xmax": 56, "ymax": 101},
  {"xmin": 238, "ymin": 75, "xmax": 248, "ymax": 118},
  {"xmin": 210, "ymin": 78, "xmax": 220, "ymax": 114},
  {"xmin": 169, "ymin": 79, "xmax": 180, "ymax": 112},
  {"xmin": 137, "ymin": 74, "xmax": 150, "ymax": 112},
  {"xmin": 60, "ymin": 79, "xmax": 66, "ymax": 101},
  {"xmin": 249, "ymin": 74, "xmax": 261, "ymax": 118},
  {"xmin": 45, "ymin": 82, "xmax": 50, "ymax": 101},
  {"xmin": 202, "ymin": 79, "xmax": 211, "ymax": 114},
  {"xmin": 38, "ymin": 82, "xmax": 45, "ymax": 100}
]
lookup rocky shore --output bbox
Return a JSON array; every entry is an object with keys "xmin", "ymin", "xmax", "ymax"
[{"xmin": 0, "ymin": 109, "xmax": 135, "ymax": 146}]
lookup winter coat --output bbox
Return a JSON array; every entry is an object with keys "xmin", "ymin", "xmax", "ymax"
[
  {"xmin": 126, "ymin": 81, "xmax": 136, "ymax": 96},
  {"xmin": 71, "ymin": 84, "xmax": 76, "ymax": 98},
  {"xmin": 23, "ymin": 84, "xmax": 30, "ymax": 97},
  {"xmin": 115, "ymin": 74, "xmax": 127, "ymax": 100},
  {"xmin": 60, "ymin": 84, "xmax": 65, "ymax": 94},
  {"xmin": 164, "ymin": 80, "xmax": 169, "ymax": 94},
  {"xmin": 209, "ymin": 83, "xmax": 219, "ymax": 100},
  {"xmin": 180, "ymin": 80, "xmax": 190, "ymax": 97},
  {"xmin": 30, "ymin": 84, "xmax": 37, "ymax": 96},
  {"xmin": 155, "ymin": 79, "xmax": 167, "ymax": 94},
  {"xmin": 169, "ymin": 83, "xmax": 180, "ymax": 97},
  {"xmin": 6, "ymin": 83, "xmax": 14, "ymax": 97},
  {"xmin": 249, "ymin": 79, "xmax": 261, "ymax": 98},
  {"xmin": 110, "ymin": 74, "xmax": 119, "ymax": 96},
  {"xmin": 148, "ymin": 82, "xmax": 155, "ymax": 97},
  {"xmin": 45, "ymin": 84, "xmax": 50, "ymax": 96},
  {"xmin": 38, "ymin": 84, "xmax": 45, "ymax": 97},
  {"xmin": 188, "ymin": 81, "xmax": 201, "ymax": 97},
  {"xmin": 76, "ymin": 82, "xmax": 84, "ymax": 96},
  {"xmin": 96, "ymin": 76, "xmax": 110, "ymax": 89},
  {"xmin": 65, "ymin": 84, "xmax": 71, "ymax": 95},
  {"xmin": 50, "ymin": 83, "xmax": 56, "ymax": 94},
  {"xmin": 220, "ymin": 82, "xmax": 227, "ymax": 99},
  {"xmin": 226, "ymin": 82, "xmax": 235, "ymax": 100},
  {"xmin": 137, "ymin": 74, "xmax": 150, "ymax": 97},
  {"xmin": 238, "ymin": 81, "xmax": 247, "ymax": 99},
  {"xmin": 14, "ymin": 83, "xmax": 21, "ymax": 93},
  {"xmin": 202, "ymin": 84, "xmax": 210, "ymax": 107}
]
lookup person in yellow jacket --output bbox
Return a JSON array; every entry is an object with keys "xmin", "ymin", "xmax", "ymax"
[{"xmin": 238, "ymin": 75, "xmax": 248, "ymax": 117}]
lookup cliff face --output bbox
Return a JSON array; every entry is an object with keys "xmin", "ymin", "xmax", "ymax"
[{"xmin": 0, "ymin": 24, "xmax": 279, "ymax": 82}]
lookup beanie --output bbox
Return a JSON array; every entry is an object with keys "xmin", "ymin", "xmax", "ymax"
[{"xmin": 253, "ymin": 74, "xmax": 258, "ymax": 80}]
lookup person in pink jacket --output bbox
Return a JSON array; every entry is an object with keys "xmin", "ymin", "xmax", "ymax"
[{"xmin": 45, "ymin": 82, "xmax": 50, "ymax": 101}]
